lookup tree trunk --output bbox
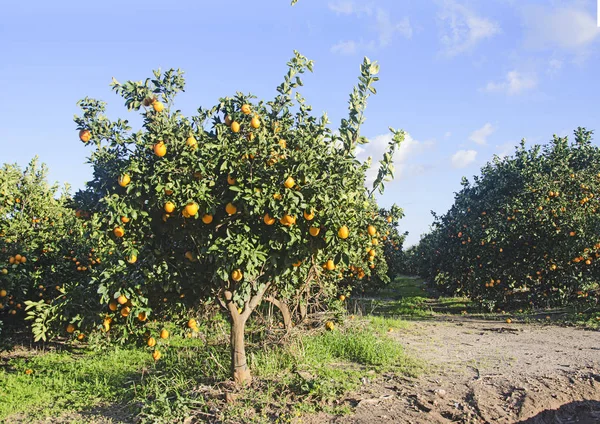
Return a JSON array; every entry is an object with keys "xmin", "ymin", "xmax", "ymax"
[
  {"xmin": 265, "ymin": 296, "xmax": 292, "ymax": 331},
  {"xmin": 230, "ymin": 314, "xmax": 251, "ymax": 385}
]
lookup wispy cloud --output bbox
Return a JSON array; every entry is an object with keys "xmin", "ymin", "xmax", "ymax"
[
  {"xmin": 469, "ymin": 123, "xmax": 495, "ymax": 145},
  {"xmin": 438, "ymin": 0, "xmax": 500, "ymax": 57},
  {"xmin": 328, "ymin": 2, "xmax": 412, "ymax": 55},
  {"xmin": 521, "ymin": 4, "xmax": 600, "ymax": 56},
  {"xmin": 356, "ymin": 132, "xmax": 434, "ymax": 184},
  {"xmin": 451, "ymin": 149, "xmax": 477, "ymax": 168},
  {"xmin": 482, "ymin": 71, "xmax": 537, "ymax": 96}
]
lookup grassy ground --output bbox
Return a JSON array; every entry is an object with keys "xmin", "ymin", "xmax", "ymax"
[
  {"xmin": 362, "ymin": 276, "xmax": 600, "ymax": 329},
  {"xmin": 0, "ymin": 312, "xmax": 422, "ymax": 424}
]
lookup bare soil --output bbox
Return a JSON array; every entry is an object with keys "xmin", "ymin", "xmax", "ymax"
[{"xmin": 300, "ymin": 317, "xmax": 600, "ymax": 423}]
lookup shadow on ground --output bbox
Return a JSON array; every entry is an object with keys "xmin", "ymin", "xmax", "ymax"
[{"xmin": 516, "ymin": 400, "xmax": 600, "ymax": 424}]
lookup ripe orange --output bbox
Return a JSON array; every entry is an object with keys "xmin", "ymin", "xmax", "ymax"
[
  {"xmin": 185, "ymin": 251, "xmax": 195, "ymax": 261},
  {"xmin": 113, "ymin": 227, "xmax": 125, "ymax": 238},
  {"xmin": 292, "ymin": 260, "xmax": 302, "ymax": 267},
  {"xmin": 117, "ymin": 295, "xmax": 128, "ymax": 305},
  {"xmin": 185, "ymin": 203, "xmax": 199, "ymax": 217},
  {"xmin": 569, "ymin": 231, "xmax": 576, "ymax": 237},
  {"xmin": 147, "ymin": 337, "xmax": 157, "ymax": 347},
  {"xmin": 20, "ymin": 256, "xmax": 26, "ymax": 264},
  {"xmin": 371, "ymin": 239, "xmax": 379, "ymax": 246},
  {"xmin": 231, "ymin": 269, "xmax": 243, "ymax": 281},
  {"xmin": 121, "ymin": 216, "xmax": 130, "ymax": 223},
  {"xmin": 153, "ymin": 142, "xmax": 167, "ymax": 157},
  {"xmin": 368, "ymin": 249, "xmax": 376, "ymax": 257},
  {"xmin": 309, "ymin": 226, "xmax": 320, "ymax": 237},
  {"xmin": 127, "ymin": 255, "xmax": 137, "ymax": 264},
  {"xmin": 15, "ymin": 254, "xmax": 22, "ymax": 262},
  {"xmin": 152, "ymin": 350, "xmax": 161, "ymax": 361},
  {"xmin": 227, "ymin": 174, "xmax": 236, "ymax": 185},
  {"xmin": 284, "ymin": 176, "xmax": 295, "ymax": 189},
  {"xmin": 325, "ymin": 321, "xmax": 334, "ymax": 331},
  {"xmin": 160, "ymin": 329, "xmax": 169, "ymax": 339},
  {"xmin": 118, "ymin": 174, "xmax": 131, "ymax": 187},
  {"xmin": 138, "ymin": 312, "xmax": 147, "ymax": 322},
  {"xmin": 121, "ymin": 306, "xmax": 131, "ymax": 317},
  {"xmin": 506, "ymin": 318, "xmax": 512, "ymax": 324},
  {"xmin": 326, "ymin": 260, "xmax": 335, "ymax": 271},
  {"xmin": 241, "ymin": 104, "xmax": 251, "ymax": 114},
  {"xmin": 303, "ymin": 210, "xmax": 314, "ymax": 220},
  {"xmin": 108, "ymin": 300, "xmax": 117, "ymax": 311},
  {"xmin": 77, "ymin": 333, "xmax": 85, "ymax": 341},
  {"xmin": 386, "ymin": 216, "xmax": 392, "ymax": 223},
  {"xmin": 278, "ymin": 139, "xmax": 287, "ymax": 149},
  {"xmin": 338, "ymin": 226, "xmax": 349, "ymax": 239},
  {"xmin": 187, "ymin": 319, "xmax": 197, "ymax": 329},
  {"xmin": 186, "ymin": 136, "xmax": 197, "ymax": 148},
  {"xmin": 231, "ymin": 121, "xmax": 241, "ymax": 133},
  {"xmin": 66, "ymin": 324, "xmax": 75, "ymax": 334},
  {"xmin": 250, "ymin": 116, "xmax": 260, "ymax": 129},
  {"xmin": 339, "ymin": 295, "xmax": 346, "ymax": 301},
  {"xmin": 225, "ymin": 203, "xmax": 237, "ymax": 215},
  {"xmin": 280, "ymin": 214, "xmax": 295, "ymax": 226},
  {"xmin": 79, "ymin": 129, "xmax": 91, "ymax": 142},
  {"xmin": 1, "ymin": 289, "xmax": 9, "ymax": 297},
  {"xmin": 367, "ymin": 225, "xmax": 376, "ymax": 236},
  {"xmin": 152, "ymin": 101, "xmax": 164, "ymax": 112},
  {"xmin": 202, "ymin": 214, "xmax": 213, "ymax": 224},
  {"xmin": 164, "ymin": 202, "xmax": 175, "ymax": 213},
  {"xmin": 264, "ymin": 213, "xmax": 276, "ymax": 225}
]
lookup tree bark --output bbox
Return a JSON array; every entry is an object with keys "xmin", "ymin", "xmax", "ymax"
[
  {"xmin": 230, "ymin": 313, "xmax": 251, "ymax": 385},
  {"xmin": 265, "ymin": 296, "xmax": 292, "ymax": 331}
]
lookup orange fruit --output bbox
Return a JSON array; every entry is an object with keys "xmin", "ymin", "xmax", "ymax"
[
  {"xmin": 250, "ymin": 116, "xmax": 260, "ymax": 129},
  {"xmin": 506, "ymin": 318, "xmax": 512, "ymax": 324},
  {"xmin": 278, "ymin": 139, "xmax": 287, "ymax": 149},
  {"xmin": 66, "ymin": 324, "xmax": 75, "ymax": 334},
  {"xmin": 147, "ymin": 337, "xmax": 157, "ymax": 347},
  {"xmin": 15, "ymin": 254, "xmax": 22, "ymax": 262},
  {"xmin": 264, "ymin": 213, "xmax": 276, "ymax": 225},
  {"xmin": 1, "ymin": 269, "xmax": 7, "ymax": 275},
  {"xmin": 292, "ymin": 260, "xmax": 302, "ymax": 267},
  {"xmin": 338, "ymin": 226, "xmax": 349, "ymax": 239},
  {"xmin": 113, "ymin": 227, "xmax": 125, "ymax": 238},
  {"xmin": 138, "ymin": 312, "xmax": 147, "ymax": 322},
  {"xmin": 280, "ymin": 214, "xmax": 295, "ymax": 226},
  {"xmin": 371, "ymin": 239, "xmax": 379, "ymax": 246},
  {"xmin": 160, "ymin": 329, "xmax": 169, "ymax": 339},
  {"xmin": 231, "ymin": 269, "xmax": 243, "ymax": 281},
  {"xmin": 225, "ymin": 203, "xmax": 237, "ymax": 215},
  {"xmin": 569, "ymin": 231, "xmax": 576, "ymax": 237},
  {"xmin": 118, "ymin": 174, "xmax": 131, "ymax": 187},
  {"xmin": 187, "ymin": 319, "xmax": 197, "ymax": 329},
  {"xmin": 108, "ymin": 300, "xmax": 117, "ymax": 311},
  {"xmin": 121, "ymin": 306, "xmax": 131, "ymax": 317},
  {"xmin": 325, "ymin": 321, "xmax": 334, "ymax": 331},
  {"xmin": 9, "ymin": 257, "xmax": 15, "ymax": 264},
  {"xmin": 20, "ymin": 256, "xmax": 26, "ymax": 264},
  {"xmin": 241, "ymin": 104, "xmax": 251, "ymax": 114},
  {"xmin": 367, "ymin": 225, "xmax": 376, "ymax": 236},
  {"xmin": 127, "ymin": 255, "xmax": 137, "ymax": 264},
  {"xmin": 368, "ymin": 249, "xmax": 376, "ymax": 257},
  {"xmin": 164, "ymin": 188, "xmax": 173, "ymax": 195},
  {"xmin": 164, "ymin": 202, "xmax": 175, "ymax": 213},
  {"xmin": 309, "ymin": 227, "xmax": 320, "ymax": 237},
  {"xmin": 186, "ymin": 136, "xmax": 197, "ymax": 148},
  {"xmin": 77, "ymin": 333, "xmax": 85, "ymax": 341},
  {"xmin": 284, "ymin": 176, "xmax": 295, "ymax": 189},
  {"xmin": 185, "ymin": 251, "xmax": 195, "ymax": 261},
  {"xmin": 227, "ymin": 174, "xmax": 236, "ymax": 185},
  {"xmin": 79, "ymin": 129, "xmax": 91, "ymax": 142},
  {"xmin": 231, "ymin": 122, "xmax": 241, "ymax": 133},
  {"xmin": 326, "ymin": 260, "xmax": 335, "ymax": 271},
  {"xmin": 387, "ymin": 216, "xmax": 392, "ymax": 223},
  {"xmin": 152, "ymin": 350, "xmax": 161, "ymax": 361},
  {"xmin": 117, "ymin": 295, "xmax": 128, "ymax": 305},
  {"xmin": 303, "ymin": 210, "xmax": 314, "ymax": 220},
  {"xmin": 152, "ymin": 101, "xmax": 164, "ymax": 112},
  {"xmin": 121, "ymin": 216, "xmax": 130, "ymax": 223},
  {"xmin": 202, "ymin": 214, "xmax": 213, "ymax": 224},
  {"xmin": 339, "ymin": 295, "xmax": 346, "ymax": 301},
  {"xmin": 185, "ymin": 203, "xmax": 199, "ymax": 217},
  {"xmin": 273, "ymin": 193, "xmax": 282, "ymax": 200},
  {"xmin": 153, "ymin": 142, "xmax": 167, "ymax": 157},
  {"xmin": 224, "ymin": 115, "xmax": 233, "ymax": 126}
]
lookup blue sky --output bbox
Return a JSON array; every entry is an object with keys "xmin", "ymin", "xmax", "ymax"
[{"xmin": 2, "ymin": 0, "xmax": 599, "ymax": 246}]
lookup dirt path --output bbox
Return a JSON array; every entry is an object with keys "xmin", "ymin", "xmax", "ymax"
[{"xmin": 303, "ymin": 318, "xmax": 600, "ymax": 423}]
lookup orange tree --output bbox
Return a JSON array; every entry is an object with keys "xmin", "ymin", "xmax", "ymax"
[
  {"xmin": 74, "ymin": 52, "xmax": 405, "ymax": 383},
  {"xmin": 410, "ymin": 128, "xmax": 600, "ymax": 310},
  {"xmin": 0, "ymin": 158, "xmax": 98, "ymax": 342}
]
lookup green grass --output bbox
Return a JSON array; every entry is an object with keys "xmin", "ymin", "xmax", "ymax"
[{"xmin": 0, "ymin": 316, "xmax": 421, "ymax": 424}]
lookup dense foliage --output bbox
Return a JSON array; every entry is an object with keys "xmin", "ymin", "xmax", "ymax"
[{"xmin": 409, "ymin": 128, "xmax": 600, "ymax": 310}]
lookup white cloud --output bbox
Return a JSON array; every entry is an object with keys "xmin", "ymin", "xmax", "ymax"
[
  {"xmin": 328, "ymin": 2, "xmax": 412, "ymax": 54},
  {"xmin": 331, "ymin": 40, "xmax": 358, "ymax": 55},
  {"xmin": 356, "ymin": 132, "xmax": 434, "ymax": 184},
  {"xmin": 438, "ymin": 0, "xmax": 500, "ymax": 57},
  {"xmin": 444, "ymin": 131, "xmax": 452, "ymax": 138},
  {"xmin": 451, "ymin": 149, "xmax": 477, "ymax": 168},
  {"xmin": 469, "ymin": 123, "xmax": 495, "ymax": 145},
  {"xmin": 482, "ymin": 71, "xmax": 537, "ymax": 96},
  {"xmin": 521, "ymin": 5, "xmax": 600, "ymax": 53}
]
